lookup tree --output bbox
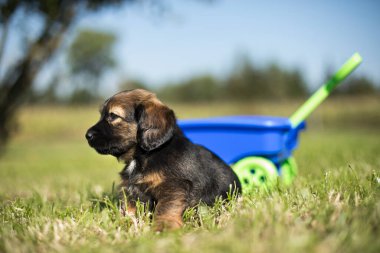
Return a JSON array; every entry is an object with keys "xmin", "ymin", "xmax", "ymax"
[
  {"xmin": 68, "ymin": 29, "xmax": 116, "ymax": 103},
  {"xmin": 335, "ymin": 76, "xmax": 378, "ymax": 96},
  {"xmin": 0, "ymin": 0, "xmax": 137, "ymax": 149},
  {"xmin": 225, "ymin": 56, "xmax": 308, "ymax": 101},
  {"xmin": 119, "ymin": 79, "xmax": 149, "ymax": 91},
  {"xmin": 27, "ymin": 74, "xmax": 61, "ymax": 104},
  {"xmin": 159, "ymin": 75, "xmax": 222, "ymax": 102},
  {"xmin": 263, "ymin": 64, "xmax": 308, "ymax": 99},
  {"xmin": 225, "ymin": 57, "xmax": 266, "ymax": 100}
]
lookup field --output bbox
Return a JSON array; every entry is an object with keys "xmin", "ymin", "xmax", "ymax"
[{"xmin": 1, "ymin": 97, "xmax": 379, "ymax": 253}]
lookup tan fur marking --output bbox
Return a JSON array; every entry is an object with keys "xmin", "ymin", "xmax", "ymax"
[
  {"xmin": 126, "ymin": 203, "xmax": 137, "ymax": 215},
  {"xmin": 120, "ymin": 201, "xmax": 137, "ymax": 216},
  {"xmin": 137, "ymin": 172, "xmax": 165, "ymax": 189},
  {"xmin": 109, "ymin": 105, "xmax": 124, "ymax": 115}
]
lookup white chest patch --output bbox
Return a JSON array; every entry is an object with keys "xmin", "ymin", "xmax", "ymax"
[{"xmin": 126, "ymin": 160, "xmax": 136, "ymax": 175}]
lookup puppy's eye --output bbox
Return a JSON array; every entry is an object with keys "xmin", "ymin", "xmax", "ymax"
[{"xmin": 108, "ymin": 112, "xmax": 119, "ymax": 121}]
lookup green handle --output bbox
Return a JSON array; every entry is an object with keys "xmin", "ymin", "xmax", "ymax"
[{"xmin": 290, "ymin": 52, "xmax": 362, "ymax": 127}]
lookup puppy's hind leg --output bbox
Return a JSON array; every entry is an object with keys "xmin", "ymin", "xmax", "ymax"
[{"xmin": 153, "ymin": 183, "xmax": 190, "ymax": 232}]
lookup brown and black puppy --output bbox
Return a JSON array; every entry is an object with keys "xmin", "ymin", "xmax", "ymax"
[{"xmin": 86, "ymin": 89, "xmax": 241, "ymax": 231}]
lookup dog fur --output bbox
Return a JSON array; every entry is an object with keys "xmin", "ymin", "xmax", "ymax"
[{"xmin": 86, "ymin": 89, "xmax": 241, "ymax": 231}]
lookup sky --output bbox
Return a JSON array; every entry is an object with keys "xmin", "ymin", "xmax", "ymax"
[
  {"xmin": 75, "ymin": 0, "xmax": 380, "ymax": 94},
  {"xmin": 3, "ymin": 0, "xmax": 380, "ymax": 95}
]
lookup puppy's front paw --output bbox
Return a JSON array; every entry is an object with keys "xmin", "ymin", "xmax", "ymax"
[
  {"xmin": 119, "ymin": 202, "xmax": 136, "ymax": 217},
  {"xmin": 154, "ymin": 216, "xmax": 183, "ymax": 232}
]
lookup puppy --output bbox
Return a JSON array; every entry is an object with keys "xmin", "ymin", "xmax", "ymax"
[{"xmin": 86, "ymin": 89, "xmax": 241, "ymax": 231}]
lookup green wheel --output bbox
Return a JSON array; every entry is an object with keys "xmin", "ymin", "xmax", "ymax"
[
  {"xmin": 280, "ymin": 157, "xmax": 298, "ymax": 185},
  {"xmin": 232, "ymin": 157, "xmax": 278, "ymax": 192}
]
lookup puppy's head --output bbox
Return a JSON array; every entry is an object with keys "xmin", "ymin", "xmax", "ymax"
[{"xmin": 85, "ymin": 89, "xmax": 176, "ymax": 158}]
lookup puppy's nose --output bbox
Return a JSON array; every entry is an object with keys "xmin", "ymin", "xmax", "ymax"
[{"xmin": 85, "ymin": 129, "xmax": 97, "ymax": 141}]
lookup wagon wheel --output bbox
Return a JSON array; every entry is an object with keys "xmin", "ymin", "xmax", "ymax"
[
  {"xmin": 232, "ymin": 157, "xmax": 278, "ymax": 192},
  {"xmin": 280, "ymin": 156, "xmax": 298, "ymax": 186}
]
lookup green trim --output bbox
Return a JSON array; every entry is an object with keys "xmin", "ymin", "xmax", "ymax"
[{"xmin": 290, "ymin": 53, "xmax": 362, "ymax": 127}]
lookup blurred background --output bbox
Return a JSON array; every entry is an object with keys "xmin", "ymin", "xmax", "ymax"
[{"xmin": 0, "ymin": 0, "xmax": 379, "ymax": 194}]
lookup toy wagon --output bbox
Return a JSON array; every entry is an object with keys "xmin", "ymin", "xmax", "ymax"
[{"xmin": 179, "ymin": 53, "xmax": 362, "ymax": 191}]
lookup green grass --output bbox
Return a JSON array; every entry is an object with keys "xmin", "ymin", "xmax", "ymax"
[{"xmin": 1, "ymin": 98, "xmax": 380, "ymax": 253}]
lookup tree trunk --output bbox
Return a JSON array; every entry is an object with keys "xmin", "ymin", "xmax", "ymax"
[{"xmin": 0, "ymin": 19, "xmax": 72, "ymax": 149}]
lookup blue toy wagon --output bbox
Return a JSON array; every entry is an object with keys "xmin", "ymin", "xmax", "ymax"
[{"xmin": 179, "ymin": 53, "xmax": 362, "ymax": 191}]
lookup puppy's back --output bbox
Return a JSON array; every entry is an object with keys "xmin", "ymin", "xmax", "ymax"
[{"xmin": 192, "ymin": 144, "xmax": 241, "ymax": 204}]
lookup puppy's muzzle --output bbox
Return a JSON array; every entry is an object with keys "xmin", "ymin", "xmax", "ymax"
[
  {"xmin": 85, "ymin": 126, "xmax": 126, "ymax": 156},
  {"xmin": 85, "ymin": 129, "xmax": 97, "ymax": 142},
  {"xmin": 85, "ymin": 127, "xmax": 102, "ymax": 148}
]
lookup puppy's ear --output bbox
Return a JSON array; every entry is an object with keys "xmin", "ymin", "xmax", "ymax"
[{"xmin": 136, "ymin": 100, "xmax": 176, "ymax": 151}]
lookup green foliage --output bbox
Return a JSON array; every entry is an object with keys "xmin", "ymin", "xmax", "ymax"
[
  {"xmin": 68, "ymin": 29, "xmax": 116, "ymax": 82},
  {"xmin": 67, "ymin": 28, "xmax": 117, "ymax": 104},
  {"xmin": 224, "ymin": 58, "xmax": 309, "ymax": 101},
  {"xmin": 157, "ymin": 57, "xmax": 309, "ymax": 103},
  {"xmin": 69, "ymin": 88, "xmax": 101, "ymax": 104},
  {"xmin": 159, "ymin": 75, "xmax": 222, "ymax": 102},
  {"xmin": 118, "ymin": 79, "xmax": 149, "ymax": 91},
  {"xmin": 335, "ymin": 76, "xmax": 378, "ymax": 96}
]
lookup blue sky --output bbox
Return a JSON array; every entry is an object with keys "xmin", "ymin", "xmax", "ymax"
[
  {"xmin": 76, "ymin": 0, "xmax": 380, "ymax": 93},
  {"xmin": 3, "ymin": 0, "xmax": 379, "ymax": 95}
]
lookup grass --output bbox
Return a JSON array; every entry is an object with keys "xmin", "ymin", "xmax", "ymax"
[{"xmin": 0, "ymin": 97, "xmax": 380, "ymax": 253}]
